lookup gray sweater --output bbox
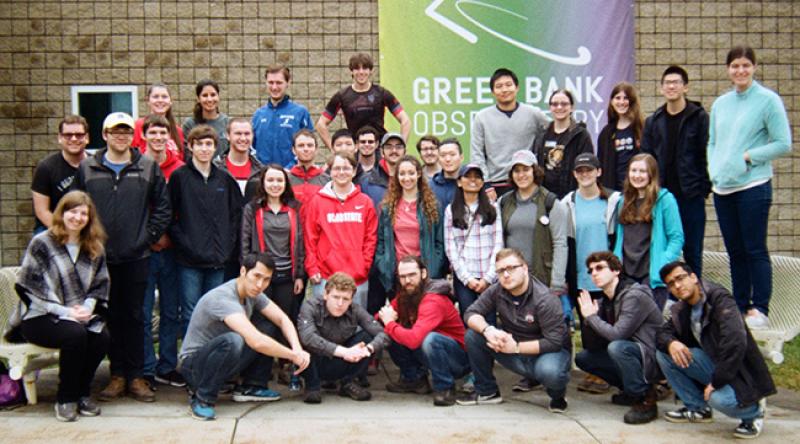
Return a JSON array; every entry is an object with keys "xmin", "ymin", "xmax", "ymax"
[{"xmin": 470, "ymin": 103, "xmax": 549, "ymax": 182}]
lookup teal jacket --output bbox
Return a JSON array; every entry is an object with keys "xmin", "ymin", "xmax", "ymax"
[
  {"xmin": 375, "ymin": 201, "xmax": 446, "ymax": 292},
  {"xmin": 708, "ymin": 80, "xmax": 792, "ymax": 191},
  {"xmin": 613, "ymin": 189, "xmax": 684, "ymax": 289}
]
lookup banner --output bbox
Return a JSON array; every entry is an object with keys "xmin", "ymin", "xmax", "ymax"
[{"xmin": 379, "ymin": 0, "xmax": 635, "ymax": 155}]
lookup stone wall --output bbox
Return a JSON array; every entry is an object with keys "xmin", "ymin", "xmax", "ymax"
[{"xmin": 1, "ymin": 1, "xmax": 797, "ymax": 265}]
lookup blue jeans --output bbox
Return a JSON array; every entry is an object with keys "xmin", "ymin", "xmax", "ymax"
[
  {"xmin": 464, "ymin": 329, "xmax": 570, "ymax": 400},
  {"xmin": 177, "ymin": 265, "xmax": 225, "ymax": 332},
  {"xmin": 313, "ymin": 280, "xmax": 369, "ymax": 310},
  {"xmin": 676, "ymin": 194, "xmax": 707, "ymax": 279},
  {"xmin": 656, "ymin": 348, "xmax": 761, "ymax": 420},
  {"xmin": 143, "ymin": 249, "xmax": 181, "ymax": 376},
  {"xmin": 713, "ymin": 181, "xmax": 772, "ymax": 315},
  {"xmin": 454, "ymin": 278, "xmax": 495, "ymax": 325},
  {"xmin": 388, "ymin": 332, "xmax": 471, "ymax": 392},
  {"xmin": 575, "ymin": 340, "xmax": 649, "ymax": 396},
  {"xmin": 302, "ymin": 330, "xmax": 373, "ymax": 391}
]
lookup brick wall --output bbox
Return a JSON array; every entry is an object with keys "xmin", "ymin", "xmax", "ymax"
[{"xmin": 1, "ymin": 1, "xmax": 797, "ymax": 265}]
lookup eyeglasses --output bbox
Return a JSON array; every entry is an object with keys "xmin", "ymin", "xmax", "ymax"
[
  {"xmin": 107, "ymin": 128, "xmax": 134, "ymax": 136},
  {"xmin": 665, "ymin": 272, "xmax": 691, "ymax": 289},
  {"xmin": 383, "ymin": 143, "xmax": 405, "ymax": 150},
  {"xmin": 497, "ymin": 263, "xmax": 524, "ymax": 276},
  {"xmin": 587, "ymin": 264, "xmax": 608, "ymax": 274},
  {"xmin": 549, "ymin": 102, "xmax": 571, "ymax": 108},
  {"xmin": 331, "ymin": 166, "xmax": 353, "ymax": 173},
  {"xmin": 60, "ymin": 132, "xmax": 87, "ymax": 139}
]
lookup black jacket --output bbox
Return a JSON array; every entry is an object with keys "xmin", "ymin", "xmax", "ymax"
[
  {"xmin": 642, "ymin": 100, "xmax": 711, "ymax": 199},
  {"xmin": 597, "ymin": 120, "xmax": 638, "ymax": 191},
  {"xmin": 533, "ymin": 121, "xmax": 594, "ymax": 198},
  {"xmin": 657, "ymin": 281, "xmax": 776, "ymax": 407},
  {"xmin": 76, "ymin": 148, "xmax": 170, "ymax": 264},
  {"xmin": 168, "ymin": 162, "xmax": 244, "ymax": 268}
]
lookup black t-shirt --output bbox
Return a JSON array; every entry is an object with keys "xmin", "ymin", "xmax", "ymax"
[
  {"xmin": 613, "ymin": 125, "xmax": 636, "ymax": 190},
  {"xmin": 541, "ymin": 127, "xmax": 570, "ymax": 196},
  {"xmin": 30, "ymin": 152, "xmax": 79, "ymax": 228},
  {"xmin": 323, "ymin": 84, "xmax": 403, "ymax": 138},
  {"xmin": 622, "ymin": 199, "xmax": 652, "ymax": 284},
  {"xmin": 663, "ymin": 108, "xmax": 687, "ymax": 198}
]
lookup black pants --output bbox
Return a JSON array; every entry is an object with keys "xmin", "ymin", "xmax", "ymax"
[
  {"xmin": 267, "ymin": 271, "xmax": 301, "ymax": 325},
  {"xmin": 107, "ymin": 258, "xmax": 149, "ymax": 379},
  {"xmin": 301, "ymin": 330, "xmax": 373, "ymax": 391},
  {"xmin": 21, "ymin": 316, "xmax": 110, "ymax": 403}
]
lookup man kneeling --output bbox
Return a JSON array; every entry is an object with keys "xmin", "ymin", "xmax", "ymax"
[
  {"xmin": 298, "ymin": 272, "xmax": 390, "ymax": 403},
  {"xmin": 178, "ymin": 253, "xmax": 310, "ymax": 420},
  {"xmin": 457, "ymin": 248, "xmax": 571, "ymax": 412},
  {"xmin": 378, "ymin": 256, "xmax": 469, "ymax": 406},
  {"xmin": 574, "ymin": 251, "xmax": 662, "ymax": 424}
]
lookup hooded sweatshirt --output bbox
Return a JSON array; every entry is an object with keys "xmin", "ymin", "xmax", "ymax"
[{"xmin": 383, "ymin": 279, "xmax": 465, "ymax": 350}]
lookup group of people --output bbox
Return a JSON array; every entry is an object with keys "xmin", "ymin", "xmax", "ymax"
[{"xmin": 9, "ymin": 46, "xmax": 789, "ymax": 440}]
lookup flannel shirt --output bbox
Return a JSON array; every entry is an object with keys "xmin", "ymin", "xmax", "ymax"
[{"xmin": 444, "ymin": 201, "xmax": 503, "ymax": 285}]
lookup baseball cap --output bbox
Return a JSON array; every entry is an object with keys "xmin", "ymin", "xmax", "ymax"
[
  {"xmin": 574, "ymin": 153, "xmax": 600, "ymax": 170},
  {"xmin": 381, "ymin": 132, "xmax": 405, "ymax": 146},
  {"xmin": 458, "ymin": 163, "xmax": 484, "ymax": 179},
  {"xmin": 102, "ymin": 112, "xmax": 135, "ymax": 131},
  {"xmin": 510, "ymin": 150, "xmax": 537, "ymax": 167}
]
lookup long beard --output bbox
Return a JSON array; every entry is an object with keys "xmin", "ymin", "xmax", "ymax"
[{"xmin": 397, "ymin": 283, "xmax": 424, "ymax": 327}]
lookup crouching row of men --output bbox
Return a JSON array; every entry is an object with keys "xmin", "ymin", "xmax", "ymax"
[{"xmin": 180, "ymin": 248, "xmax": 774, "ymax": 439}]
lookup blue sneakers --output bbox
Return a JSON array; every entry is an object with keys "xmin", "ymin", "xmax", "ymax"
[
  {"xmin": 189, "ymin": 397, "xmax": 216, "ymax": 421},
  {"xmin": 232, "ymin": 384, "xmax": 281, "ymax": 402}
]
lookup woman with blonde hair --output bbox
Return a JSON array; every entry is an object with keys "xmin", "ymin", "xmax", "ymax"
[{"xmin": 14, "ymin": 191, "xmax": 110, "ymax": 422}]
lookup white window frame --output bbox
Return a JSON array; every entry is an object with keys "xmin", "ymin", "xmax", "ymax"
[{"xmin": 70, "ymin": 85, "xmax": 139, "ymax": 118}]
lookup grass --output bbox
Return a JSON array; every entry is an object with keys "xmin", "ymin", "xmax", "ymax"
[{"xmin": 768, "ymin": 337, "xmax": 800, "ymax": 392}]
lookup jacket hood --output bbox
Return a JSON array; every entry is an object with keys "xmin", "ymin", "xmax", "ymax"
[
  {"xmin": 424, "ymin": 279, "xmax": 455, "ymax": 302},
  {"xmin": 160, "ymin": 148, "xmax": 181, "ymax": 169},
  {"xmin": 318, "ymin": 181, "xmax": 359, "ymax": 201}
]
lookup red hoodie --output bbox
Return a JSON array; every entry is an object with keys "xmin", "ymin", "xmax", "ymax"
[
  {"xmin": 133, "ymin": 117, "xmax": 185, "ymax": 160},
  {"xmin": 288, "ymin": 164, "xmax": 329, "ymax": 206},
  {"xmin": 158, "ymin": 148, "xmax": 185, "ymax": 181},
  {"xmin": 384, "ymin": 282, "xmax": 466, "ymax": 350},
  {"xmin": 303, "ymin": 182, "xmax": 377, "ymax": 285}
]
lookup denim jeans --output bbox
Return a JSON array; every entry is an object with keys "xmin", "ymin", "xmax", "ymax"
[
  {"xmin": 676, "ymin": 194, "xmax": 707, "ymax": 279},
  {"xmin": 302, "ymin": 330, "xmax": 374, "ymax": 391},
  {"xmin": 464, "ymin": 329, "xmax": 570, "ymax": 400},
  {"xmin": 388, "ymin": 332, "xmax": 471, "ymax": 392},
  {"xmin": 177, "ymin": 265, "xmax": 225, "ymax": 332},
  {"xmin": 656, "ymin": 348, "xmax": 761, "ymax": 420},
  {"xmin": 713, "ymin": 181, "xmax": 772, "ymax": 315},
  {"xmin": 313, "ymin": 279, "xmax": 369, "ymax": 310},
  {"xmin": 575, "ymin": 340, "xmax": 649, "ymax": 396},
  {"xmin": 143, "ymin": 249, "xmax": 181, "ymax": 376},
  {"xmin": 454, "ymin": 278, "xmax": 495, "ymax": 325}
]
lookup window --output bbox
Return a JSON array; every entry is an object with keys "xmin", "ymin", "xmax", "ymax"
[{"xmin": 71, "ymin": 86, "xmax": 138, "ymax": 150}]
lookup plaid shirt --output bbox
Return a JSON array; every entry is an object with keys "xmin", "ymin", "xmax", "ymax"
[{"xmin": 444, "ymin": 202, "xmax": 503, "ymax": 285}]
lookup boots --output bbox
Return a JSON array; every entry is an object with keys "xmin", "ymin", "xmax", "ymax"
[{"xmin": 623, "ymin": 385, "xmax": 658, "ymax": 424}]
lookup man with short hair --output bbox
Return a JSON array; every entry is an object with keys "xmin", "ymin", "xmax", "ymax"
[
  {"xmin": 656, "ymin": 261, "xmax": 775, "ymax": 439},
  {"xmin": 330, "ymin": 128, "xmax": 365, "ymax": 183},
  {"xmin": 252, "ymin": 64, "xmax": 314, "ymax": 167},
  {"xmin": 575, "ymin": 251, "xmax": 662, "ymax": 424},
  {"xmin": 77, "ymin": 112, "xmax": 170, "ymax": 403},
  {"xmin": 179, "ymin": 253, "xmax": 311, "ymax": 420},
  {"xmin": 457, "ymin": 248, "xmax": 571, "ymax": 412},
  {"xmin": 417, "ymin": 135, "xmax": 441, "ymax": 179},
  {"xmin": 213, "ymin": 117, "xmax": 264, "ymax": 199},
  {"xmin": 287, "ymin": 129, "xmax": 330, "ymax": 207},
  {"xmin": 298, "ymin": 272, "xmax": 390, "ymax": 404},
  {"xmin": 428, "ymin": 138, "xmax": 463, "ymax": 209},
  {"xmin": 642, "ymin": 65, "xmax": 710, "ymax": 279},
  {"xmin": 355, "ymin": 125, "xmax": 380, "ymax": 174},
  {"xmin": 378, "ymin": 256, "xmax": 468, "ymax": 406},
  {"xmin": 317, "ymin": 52, "xmax": 411, "ymax": 149},
  {"xmin": 360, "ymin": 132, "xmax": 407, "ymax": 209},
  {"xmin": 470, "ymin": 68, "xmax": 549, "ymax": 197},
  {"xmin": 31, "ymin": 114, "xmax": 89, "ymax": 232}
]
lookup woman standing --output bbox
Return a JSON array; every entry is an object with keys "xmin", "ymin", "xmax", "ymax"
[
  {"xmin": 375, "ymin": 156, "xmax": 445, "ymax": 302},
  {"xmin": 708, "ymin": 46, "xmax": 791, "ymax": 328},
  {"xmin": 444, "ymin": 163, "xmax": 503, "ymax": 322},
  {"xmin": 182, "ymin": 79, "xmax": 230, "ymax": 158},
  {"xmin": 597, "ymin": 82, "xmax": 644, "ymax": 191},
  {"xmin": 14, "ymin": 191, "xmax": 110, "ymax": 422},
  {"xmin": 132, "ymin": 83, "xmax": 184, "ymax": 159},
  {"xmin": 613, "ymin": 153, "xmax": 684, "ymax": 309},
  {"xmin": 534, "ymin": 89, "xmax": 594, "ymax": 198}
]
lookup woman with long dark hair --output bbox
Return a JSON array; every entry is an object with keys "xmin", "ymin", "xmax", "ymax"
[
  {"xmin": 182, "ymin": 79, "xmax": 230, "ymax": 158},
  {"xmin": 13, "ymin": 191, "xmax": 110, "ymax": 421},
  {"xmin": 132, "ymin": 83, "xmax": 184, "ymax": 159},
  {"xmin": 597, "ymin": 82, "xmax": 644, "ymax": 190}
]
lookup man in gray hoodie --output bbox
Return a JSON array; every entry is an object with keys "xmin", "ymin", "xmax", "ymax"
[{"xmin": 575, "ymin": 251, "xmax": 662, "ymax": 424}]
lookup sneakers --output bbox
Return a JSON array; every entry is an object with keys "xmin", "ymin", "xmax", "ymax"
[
  {"xmin": 155, "ymin": 370, "xmax": 186, "ymax": 388},
  {"xmin": 142, "ymin": 374, "xmax": 158, "ymax": 392},
  {"xmin": 232, "ymin": 384, "xmax": 282, "ymax": 402},
  {"xmin": 433, "ymin": 388, "xmax": 456, "ymax": 406},
  {"xmin": 623, "ymin": 388, "xmax": 657, "ymax": 424},
  {"xmin": 339, "ymin": 381, "xmax": 372, "ymax": 401},
  {"xmin": 512, "ymin": 377, "xmax": 540, "ymax": 393},
  {"xmin": 55, "ymin": 402, "xmax": 78, "ymax": 422},
  {"xmin": 460, "ymin": 373, "xmax": 475, "ymax": 394},
  {"xmin": 97, "ymin": 376, "xmax": 126, "ymax": 401},
  {"xmin": 288, "ymin": 375, "xmax": 302, "ymax": 392},
  {"xmin": 577, "ymin": 374, "xmax": 610, "ymax": 394},
  {"xmin": 386, "ymin": 377, "xmax": 432, "ymax": 394},
  {"xmin": 456, "ymin": 391, "xmax": 503, "ymax": 406},
  {"xmin": 78, "ymin": 397, "xmax": 101, "ymax": 416},
  {"xmin": 129, "ymin": 378, "xmax": 156, "ymax": 402},
  {"xmin": 303, "ymin": 390, "xmax": 322, "ymax": 404},
  {"xmin": 664, "ymin": 406, "xmax": 714, "ymax": 423},
  {"xmin": 734, "ymin": 417, "xmax": 763, "ymax": 439},
  {"xmin": 548, "ymin": 397, "xmax": 568, "ymax": 413},
  {"xmin": 189, "ymin": 396, "xmax": 216, "ymax": 421},
  {"xmin": 745, "ymin": 310, "xmax": 769, "ymax": 330},
  {"xmin": 611, "ymin": 391, "xmax": 639, "ymax": 406}
]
